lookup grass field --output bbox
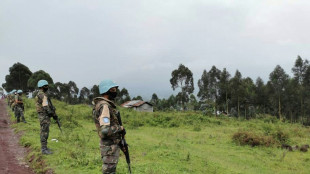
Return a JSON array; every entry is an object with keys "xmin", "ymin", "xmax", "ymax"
[{"xmin": 9, "ymin": 97, "xmax": 310, "ymax": 174}]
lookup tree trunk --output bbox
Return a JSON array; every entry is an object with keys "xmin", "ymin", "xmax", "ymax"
[
  {"xmin": 301, "ymin": 97, "xmax": 303, "ymax": 124},
  {"xmin": 226, "ymin": 91, "xmax": 228, "ymax": 114},
  {"xmin": 278, "ymin": 95, "xmax": 282, "ymax": 121},
  {"xmin": 237, "ymin": 96, "xmax": 240, "ymax": 118},
  {"xmin": 215, "ymin": 95, "xmax": 217, "ymax": 117}
]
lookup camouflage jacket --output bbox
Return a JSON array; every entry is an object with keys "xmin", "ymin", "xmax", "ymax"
[
  {"xmin": 10, "ymin": 94, "xmax": 16, "ymax": 104},
  {"xmin": 93, "ymin": 97, "xmax": 122, "ymax": 141},
  {"xmin": 35, "ymin": 90, "xmax": 52, "ymax": 113},
  {"xmin": 15, "ymin": 94, "xmax": 23, "ymax": 107}
]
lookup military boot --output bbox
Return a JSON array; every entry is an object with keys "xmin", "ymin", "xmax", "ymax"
[{"xmin": 42, "ymin": 147, "xmax": 53, "ymax": 155}]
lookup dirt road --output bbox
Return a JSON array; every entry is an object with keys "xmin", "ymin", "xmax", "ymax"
[{"xmin": 0, "ymin": 99, "xmax": 34, "ymax": 174}]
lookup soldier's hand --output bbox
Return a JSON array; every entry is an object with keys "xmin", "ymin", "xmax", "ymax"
[
  {"xmin": 120, "ymin": 127, "xmax": 126, "ymax": 135},
  {"xmin": 52, "ymin": 115, "xmax": 58, "ymax": 120}
]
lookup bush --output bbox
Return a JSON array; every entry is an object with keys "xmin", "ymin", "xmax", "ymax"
[{"xmin": 232, "ymin": 131, "xmax": 278, "ymax": 147}]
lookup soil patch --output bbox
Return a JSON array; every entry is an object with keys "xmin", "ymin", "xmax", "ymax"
[{"xmin": 0, "ymin": 99, "xmax": 34, "ymax": 174}]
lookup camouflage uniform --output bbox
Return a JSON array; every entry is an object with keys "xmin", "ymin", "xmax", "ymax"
[
  {"xmin": 10, "ymin": 94, "xmax": 16, "ymax": 110},
  {"xmin": 7, "ymin": 94, "xmax": 11, "ymax": 106},
  {"xmin": 35, "ymin": 90, "xmax": 52, "ymax": 152},
  {"xmin": 15, "ymin": 94, "xmax": 26, "ymax": 123},
  {"xmin": 93, "ymin": 97, "xmax": 122, "ymax": 174}
]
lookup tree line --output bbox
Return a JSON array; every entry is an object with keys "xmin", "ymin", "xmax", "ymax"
[
  {"xmin": 163, "ymin": 55, "xmax": 310, "ymax": 125},
  {"xmin": 2, "ymin": 56, "xmax": 310, "ymax": 124}
]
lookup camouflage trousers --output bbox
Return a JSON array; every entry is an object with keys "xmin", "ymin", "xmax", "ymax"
[
  {"xmin": 15, "ymin": 106, "xmax": 25, "ymax": 122},
  {"xmin": 38, "ymin": 112, "xmax": 51, "ymax": 149},
  {"xmin": 100, "ymin": 140, "xmax": 120, "ymax": 174}
]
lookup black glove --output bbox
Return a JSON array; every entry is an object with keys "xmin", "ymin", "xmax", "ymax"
[
  {"xmin": 52, "ymin": 114, "xmax": 58, "ymax": 120},
  {"xmin": 121, "ymin": 128, "xmax": 126, "ymax": 135}
]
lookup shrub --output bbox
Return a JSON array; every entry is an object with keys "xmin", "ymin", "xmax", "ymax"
[{"xmin": 232, "ymin": 131, "xmax": 278, "ymax": 147}]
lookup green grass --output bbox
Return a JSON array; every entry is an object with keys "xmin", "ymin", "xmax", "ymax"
[{"xmin": 9, "ymin": 97, "xmax": 310, "ymax": 174}]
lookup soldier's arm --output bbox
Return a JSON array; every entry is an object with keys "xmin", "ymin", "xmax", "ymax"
[
  {"xmin": 15, "ymin": 95, "xmax": 23, "ymax": 104},
  {"xmin": 35, "ymin": 93, "xmax": 45, "ymax": 112},
  {"xmin": 98, "ymin": 104, "xmax": 123, "ymax": 139}
]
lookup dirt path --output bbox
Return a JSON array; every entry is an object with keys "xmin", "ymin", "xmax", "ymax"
[{"xmin": 0, "ymin": 99, "xmax": 34, "ymax": 174}]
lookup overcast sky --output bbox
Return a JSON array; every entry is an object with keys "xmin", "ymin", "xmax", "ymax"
[{"xmin": 1, "ymin": 0, "xmax": 310, "ymax": 99}]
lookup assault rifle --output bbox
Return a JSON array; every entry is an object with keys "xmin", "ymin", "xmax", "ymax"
[
  {"xmin": 116, "ymin": 111, "xmax": 132, "ymax": 174},
  {"xmin": 47, "ymin": 97, "xmax": 63, "ymax": 134}
]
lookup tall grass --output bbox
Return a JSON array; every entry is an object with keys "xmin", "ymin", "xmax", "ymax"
[{"xmin": 10, "ymin": 97, "xmax": 310, "ymax": 174}]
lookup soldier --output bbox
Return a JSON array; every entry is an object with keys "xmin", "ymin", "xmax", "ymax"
[
  {"xmin": 35, "ymin": 80, "xmax": 53, "ymax": 155},
  {"xmin": 93, "ymin": 80, "xmax": 125, "ymax": 174},
  {"xmin": 15, "ymin": 90, "xmax": 27, "ymax": 123},
  {"xmin": 10, "ymin": 89, "xmax": 17, "ymax": 109},
  {"xmin": 7, "ymin": 91, "xmax": 11, "ymax": 106}
]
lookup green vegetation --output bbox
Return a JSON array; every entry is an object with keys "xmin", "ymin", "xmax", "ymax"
[{"xmin": 10, "ymin": 97, "xmax": 310, "ymax": 174}]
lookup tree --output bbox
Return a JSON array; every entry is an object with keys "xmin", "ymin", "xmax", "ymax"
[
  {"xmin": 91, "ymin": 85, "xmax": 100, "ymax": 99},
  {"xmin": 27, "ymin": 70, "xmax": 54, "ymax": 92},
  {"xmin": 219, "ymin": 68, "xmax": 231, "ymax": 114},
  {"xmin": 2, "ymin": 62, "xmax": 32, "ymax": 92},
  {"xmin": 197, "ymin": 70, "xmax": 209, "ymax": 100},
  {"xmin": 254, "ymin": 77, "xmax": 268, "ymax": 114},
  {"xmin": 67, "ymin": 81, "xmax": 79, "ymax": 104},
  {"xmin": 132, "ymin": 96, "xmax": 143, "ymax": 101},
  {"xmin": 208, "ymin": 66, "xmax": 221, "ymax": 116},
  {"xmin": 268, "ymin": 65, "xmax": 289, "ymax": 120},
  {"xmin": 188, "ymin": 94, "xmax": 199, "ymax": 110},
  {"xmin": 302, "ymin": 64, "xmax": 310, "ymax": 124},
  {"xmin": 292, "ymin": 55, "xmax": 309, "ymax": 123},
  {"xmin": 52, "ymin": 81, "xmax": 79, "ymax": 104},
  {"xmin": 242, "ymin": 77, "xmax": 256, "ymax": 119},
  {"xmin": 79, "ymin": 87, "xmax": 90, "ymax": 104},
  {"xmin": 197, "ymin": 66, "xmax": 221, "ymax": 116},
  {"xmin": 230, "ymin": 70, "xmax": 244, "ymax": 117},
  {"xmin": 170, "ymin": 64, "xmax": 194, "ymax": 110},
  {"xmin": 151, "ymin": 93, "xmax": 159, "ymax": 105},
  {"xmin": 116, "ymin": 88, "xmax": 131, "ymax": 104},
  {"xmin": 49, "ymin": 83, "xmax": 61, "ymax": 100}
]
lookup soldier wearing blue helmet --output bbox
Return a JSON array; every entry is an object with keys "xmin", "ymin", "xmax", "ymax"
[
  {"xmin": 15, "ymin": 90, "xmax": 27, "ymax": 123},
  {"xmin": 35, "ymin": 80, "xmax": 53, "ymax": 155},
  {"xmin": 93, "ymin": 80, "xmax": 126, "ymax": 173},
  {"xmin": 9, "ymin": 89, "xmax": 17, "ymax": 109}
]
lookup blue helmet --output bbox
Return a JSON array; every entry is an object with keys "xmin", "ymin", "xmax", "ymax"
[
  {"xmin": 99, "ymin": 80, "xmax": 118, "ymax": 94},
  {"xmin": 38, "ymin": 80, "xmax": 48, "ymax": 88},
  {"xmin": 17, "ymin": 90, "xmax": 23, "ymax": 93}
]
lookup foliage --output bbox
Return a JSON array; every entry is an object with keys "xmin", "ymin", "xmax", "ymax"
[
  {"xmin": 2, "ymin": 62, "xmax": 32, "ymax": 92},
  {"xmin": 10, "ymin": 98, "xmax": 310, "ymax": 174},
  {"xmin": 232, "ymin": 131, "xmax": 277, "ymax": 147},
  {"xmin": 170, "ymin": 64, "xmax": 194, "ymax": 110},
  {"xmin": 27, "ymin": 70, "xmax": 54, "ymax": 92},
  {"xmin": 132, "ymin": 96, "xmax": 143, "ymax": 101},
  {"xmin": 116, "ymin": 88, "xmax": 131, "ymax": 105},
  {"xmin": 50, "ymin": 81, "xmax": 79, "ymax": 104}
]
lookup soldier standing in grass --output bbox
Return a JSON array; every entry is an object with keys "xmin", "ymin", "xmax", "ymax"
[
  {"xmin": 15, "ymin": 90, "xmax": 27, "ymax": 123},
  {"xmin": 93, "ymin": 80, "xmax": 125, "ymax": 174},
  {"xmin": 10, "ymin": 89, "xmax": 17, "ymax": 109},
  {"xmin": 35, "ymin": 80, "xmax": 53, "ymax": 155},
  {"xmin": 7, "ymin": 91, "xmax": 11, "ymax": 106}
]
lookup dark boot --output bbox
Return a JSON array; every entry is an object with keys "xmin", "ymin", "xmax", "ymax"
[{"xmin": 42, "ymin": 147, "xmax": 53, "ymax": 155}]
